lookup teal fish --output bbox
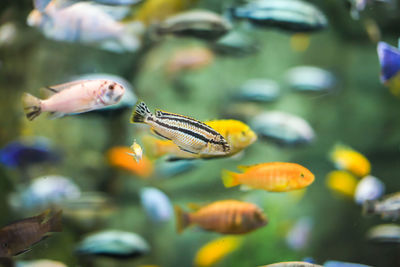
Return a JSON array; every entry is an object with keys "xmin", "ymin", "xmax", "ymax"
[
  {"xmin": 130, "ymin": 101, "xmax": 230, "ymax": 155},
  {"xmin": 286, "ymin": 66, "xmax": 336, "ymax": 92},
  {"xmin": 232, "ymin": 79, "xmax": 280, "ymax": 103},
  {"xmin": 323, "ymin": 261, "xmax": 373, "ymax": 267}
]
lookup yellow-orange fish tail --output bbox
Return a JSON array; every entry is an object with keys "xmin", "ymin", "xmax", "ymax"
[
  {"xmin": 22, "ymin": 93, "xmax": 42, "ymax": 121},
  {"xmin": 174, "ymin": 205, "xmax": 191, "ymax": 233},
  {"xmin": 221, "ymin": 170, "xmax": 240, "ymax": 188}
]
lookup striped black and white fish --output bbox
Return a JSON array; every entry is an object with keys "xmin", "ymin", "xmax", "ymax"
[{"xmin": 130, "ymin": 101, "xmax": 230, "ymax": 155}]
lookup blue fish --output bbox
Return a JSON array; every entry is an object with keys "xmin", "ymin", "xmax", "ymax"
[
  {"xmin": 155, "ymin": 158, "xmax": 200, "ymax": 178},
  {"xmin": 232, "ymin": 79, "xmax": 280, "ymax": 103},
  {"xmin": 377, "ymin": 41, "xmax": 400, "ymax": 83},
  {"xmin": 140, "ymin": 187, "xmax": 173, "ymax": 223},
  {"xmin": 0, "ymin": 139, "xmax": 61, "ymax": 168},
  {"xmin": 323, "ymin": 261, "xmax": 373, "ymax": 267}
]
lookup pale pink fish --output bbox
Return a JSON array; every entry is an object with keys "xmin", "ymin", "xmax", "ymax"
[{"xmin": 22, "ymin": 79, "xmax": 125, "ymax": 121}]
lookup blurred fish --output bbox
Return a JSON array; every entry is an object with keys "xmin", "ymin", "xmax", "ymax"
[
  {"xmin": 354, "ymin": 175, "xmax": 385, "ymax": 204},
  {"xmin": 107, "ymin": 146, "xmax": 154, "ymax": 178},
  {"xmin": 231, "ymin": 0, "xmax": 328, "ymax": 33},
  {"xmin": 69, "ymin": 0, "xmax": 143, "ymax": 5},
  {"xmin": 366, "ymin": 224, "xmax": 400, "ymax": 243},
  {"xmin": 166, "ymin": 47, "xmax": 214, "ymax": 76},
  {"xmin": 326, "ymin": 170, "xmax": 358, "ymax": 197},
  {"xmin": 286, "ymin": 217, "xmax": 314, "ymax": 250},
  {"xmin": 154, "ymin": 10, "xmax": 232, "ymax": 41},
  {"xmin": 377, "ymin": 41, "xmax": 400, "ymax": 96},
  {"xmin": 142, "ymin": 119, "xmax": 256, "ymax": 160},
  {"xmin": 222, "ymin": 162, "xmax": 315, "ymax": 192},
  {"xmin": 134, "ymin": 0, "xmax": 198, "ymax": 25},
  {"xmin": 363, "ymin": 18, "xmax": 381, "ymax": 43},
  {"xmin": 127, "ymin": 140, "xmax": 143, "ymax": 162},
  {"xmin": 0, "ymin": 209, "xmax": 62, "ymax": 257},
  {"xmin": 16, "ymin": 259, "xmax": 67, "ymax": 267},
  {"xmin": 0, "ymin": 22, "xmax": 18, "ymax": 47},
  {"xmin": 75, "ymin": 230, "xmax": 150, "ymax": 259},
  {"xmin": 130, "ymin": 101, "xmax": 230, "ymax": 156},
  {"xmin": 194, "ymin": 236, "xmax": 242, "ymax": 267},
  {"xmin": 285, "ymin": 66, "xmax": 336, "ymax": 92},
  {"xmin": 347, "ymin": 0, "xmax": 391, "ymax": 20},
  {"xmin": 363, "ymin": 192, "xmax": 400, "ymax": 220},
  {"xmin": 323, "ymin": 261, "xmax": 373, "ymax": 267},
  {"xmin": 232, "ymin": 79, "xmax": 280, "ymax": 103},
  {"xmin": 250, "ymin": 111, "xmax": 315, "ymax": 146},
  {"xmin": 212, "ymin": 31, "xmax": 259, "ymax": 56},
  {"xmin": 8, "ymin": 175, "xmax": 81, "ymax": 211},
  {"xmin": 260, "ymin": 262, "xmax": 322, "ymax": 267},
  {"xmin": 70, "ymin": 73, "xmax": 137, "ymax": 111},
  {"xmin": 140, "ymin": 187, "xmax": 173, "ymax": 222},
  {"xmin": 175, "ymin": 200, "xmax": 267, "ymax": 234},
  {"xmin": 290, "ymin": 33, "xmax": 310, "ymax": 52},
  {"xmin": 329, "ymin": 144, "xmax": 370, "ymax": 177},
  {"xmin": 22, "ymin": 79, "xmax": 125, "ymax": 121},
  {"xmin": 0, "ymin": 139, "xmax": 61, "ymax": 168},
  {"xmin": 27, "ymin": 1, "xmax": 144, "ymax": 53},
  {"xmin": 154, "ymin": 158, "xmax": 200, "ymax": 177}
]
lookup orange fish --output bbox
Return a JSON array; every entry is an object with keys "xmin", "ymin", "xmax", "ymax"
[
  {"xmin": 222, "ymin": 162, "xmax": 314, "ymax": 192},
  {"xmin": 166, "ymin": 47, "xmax": 214, "ymax": 76},
  {"xmin": 175, "ymin": 200, "xmax": 267, "ymax": 234},
  {"xmin": 107, "ymin": 146, "xmax": 154, "ymax": 178}
]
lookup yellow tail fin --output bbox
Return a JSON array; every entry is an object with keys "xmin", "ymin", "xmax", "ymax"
[
  {"xmin": 22, "ymin": 93, "xmax": 42, "ymax": 121},
  {"xmin": 174, "ymin": 205, "xmax": 191, "ymax": 234},
  {"xmin": 221, "ymin": 170, "xmax": 240, "ymax": 188}
]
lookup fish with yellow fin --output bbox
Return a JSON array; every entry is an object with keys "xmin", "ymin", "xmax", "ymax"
[
  {"xmin": 330, "ymin": 144, "xmax": 370, "ymax": 177},
  {"xmin": 126, "ymin": 139, "xmax": 143, "ymax": 162},
  {"xmin": 194, "ymin": 236, "xmax": 242, "ymax": 267},
  {"xmin": 326, "ymin": 170, "xmax": 358, "ymax": 197},
  {"xmin": 222, "ymin": 162, "xmax": 315, "ymax": 192}
]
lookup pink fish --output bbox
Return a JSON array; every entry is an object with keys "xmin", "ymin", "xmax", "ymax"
[{"xmin": 22, "ymin": 79, "xmax": 125, "ymax": 120}]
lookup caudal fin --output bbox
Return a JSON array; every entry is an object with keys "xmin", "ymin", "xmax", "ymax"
[
  {"xmin": 174, "ymin": 205, "xmax": 191, "ymax": 234},
  {"xmin": 22, "ymin": 93, "xmax": 42, "ymax": 121},
  {"xmin": 47, "ymin": 210, "xmax": 63, "ymax": 232},
  {"xmin": 130, "ymin": 100, "xmax": 152, "ymax": 123},
  {"xmin": 221, "ymin": 169, "xmax": 240, "ymax": 188}
]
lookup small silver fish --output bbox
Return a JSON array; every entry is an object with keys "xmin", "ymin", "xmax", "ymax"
[
  {"xmin": 140, "ymin": 187, "xmax": 173, "ymax": 222},
  {"xmin": 367, "ymin": 224, "xmax": 400, "ymax": 244},
  {"xmin": 354, "ymin": 175, "xmax": 385, "ymax": 205},
  {"xmin": 286, "ymin": 66, "xmax": 336, "ymax": 92},
  {"xmin": 363, "ymin": 192, "xmax": 400, "ymax": 220},
  {"xmin": 130, "ymin": 101, "xmax": 230, "ymax": 155}
]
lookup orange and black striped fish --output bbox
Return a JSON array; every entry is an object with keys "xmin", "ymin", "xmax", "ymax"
[
  {"xmin": 0, "ymin": 209, "xmax": 62, "ymax": 257},
  {"xmin": 175, "ymin": 200, "xmax": 267, "ymax": 234},
  {"xmin": 130, "ymin": 101, "xmax": 230, "ymax": 155}
]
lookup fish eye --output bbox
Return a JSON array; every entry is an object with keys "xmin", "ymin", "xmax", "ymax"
[
  {"xmin": 108, "ymin": 84, "xmax": 115, "ymax": 90},
  {"xmin": 300, "ymin": 173, "xmax": 305, "ymax": 178},
  {"xmin": 241, "ymin": 131, "xmax": 246, "ymax": 136}
]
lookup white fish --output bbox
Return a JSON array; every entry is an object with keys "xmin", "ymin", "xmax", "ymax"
[
  {"xmin": 286, "ymin": 217, "xmax": 314, "ymax": 250},
  {"xmin": 140, "ymin": 187, "xmax": 173, "ymax": 222},
  {"xmin": 286, "ymin": 66, "xmax": 336, "ymax": 92},
  {"xmin": 354, "ymin": 175, "xmax": 385, "ymax": 204},
  {"xmin": 126, "ymin": 139, "xmax": 143, "ymax": 162},
  {"xmin": 27, "ymin": 1, "xmax": 144, "ymax": 53},
  {"xmin": 22, "ymin": 79, "xmax": 125, "ymax": 120}
]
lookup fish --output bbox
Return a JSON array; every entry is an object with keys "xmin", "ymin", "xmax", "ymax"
[
  {"xmin": 75, "ymin": 230, "xmax": 150, "ymax": 259},
  {"xmin": 130, "ymin": 101, "xmax": 230, "ymax": 156},
  {"xmin": 232, "ymin": 79, "xmax": 281, "ymax": 103},
  {"xmin": 143, "ymin": 119, "xmax": 256, "ymax": 160},
  {"xmin": 285, "ymin": 66, "xmax": 336, "ymax": 92},
  {"xmin": 69, "ymin": 0, "xmax": 143, "ymax": 5},
  {"xmin": 231, "ymin": 0, "xmax": 328, "ymax": 33},
  {"xmin": 211, "ymin": 31, "xmax": 259, "ymax": 56},
  {"xmin": 285, "ymin": 217, "xmax": 314, "ymax": 250},
  {"xmin": 154, "ymin": 10, "xmax": 232, "ymax": 41},
  {"xmin": 154, "ymin": 158, "xmax": 200, "ymax": 178},
  {"xmin": 377, "ymin": 41, "xmax": 400, "ymax": 96},
  {"xmin": 249, "ymin": 111, "xmax": 315, "ymax": 146},
  {"xmin": 166, "ymin": 47, "xmax": 214, "ymax": 76},
  {"xmin": 0, "ymin": 209, "xmax": 62, "ymax": 257},
  {"xmin": 194, "ymin": 236, "xmax": 242, "ymax": 267},
  {"xmin": 22, "ymin": 79, "xmax": 125, "ymax": 121},
  {"xmin": 354, "ymin": 175, "xmax": 385, "ymax": 204},
  {"xmin": 16, "ymin": 259, "xmax": 67, "ymax": 267},
  {"xmin": 0, "ymin": 22, "xmax": 18, "ymax": 47},
  {"xmin": 329, "ymin": 144, "xmax": 371, "ymax": 177},
  {"xmin": 107, "ymin": 146, "xmax": 154, "ymax": 178},
  {"xmin": 347, "ymin": 0, "xmax": 391, "ymax": 20},
  {"xmin": 326, "ymin": 170, "xmax": 358, "ymax": 198},
  {"xmin": 366, "ymin": 224, "xmax": 400, "ymax": 243},
  {"xmin": 290, "ymin": 33, "xmax": 310, "ymax": 52},
  {"xmin": 174, "ymin": 200, "xmax": 267, "ymax": 234},
  {"xmin": 0, "ymin": 139, "xmax": 61, "ymax": 168},
  {"xmin": 323, "ymin": 261, "xmax": 373, "ymax": 267},
  {"xmin": 363, "ymin": 192, "xmax": 400, "ymax": 220},
  {"xmin": 140, "ymin": 187, "xmax": 173, "ymax": 222},
  {"xmin": 259, "ymin": 262, "xmax": 322, "ymax": 267},
  {"xmin": 126, "ymin": 140, "xmax": 143, "ymax": 162},
  {"xmin": 222, "ymin": 162, "xmax": 315, "ymax": 192},
  {"xmin": 27, "ymin": 1, "xmax": 144, "ymax": 53},
  {"xmin": 8, "ymin": 175, "xmax": 81, "ymax": 211}
]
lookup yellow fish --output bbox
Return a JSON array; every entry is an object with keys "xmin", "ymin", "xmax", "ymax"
[
  {"xmin": 126, "ymin": 139, "xmax": 143, "ymax": 162},
  {"xmin": 194, "ymin": 236, "xmax": 242, "ymax": 267},
  {"xmin": 133, "ymin": 0, "xmax": 198, "ymax": 25},
  {"xmin": 330, "ymin": 144, "xmax": 371, "ymax": 177},
  {"xmin": 142, "ymin": 119, "xmax": 257, "ymax": 159},
  {"xmin": 326, "ymin": 170, "xmax": 358, "ymax": 197}
]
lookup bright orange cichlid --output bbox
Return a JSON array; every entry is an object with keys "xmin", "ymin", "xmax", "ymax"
[
  {"xmin": 175, "ymin": 200, "xmax": 267, "ymax": 234},
  {"xmin": 222, "ymin": 162, "xmax": 314, "ymax": 192},
  {"xmin": 107, "ymin": 146, "xmax": 154, "ymax": 178}
]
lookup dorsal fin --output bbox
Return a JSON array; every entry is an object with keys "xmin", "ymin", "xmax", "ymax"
[
  {"xmin": 186, "ymin": 203, "xmax": 204, "ymax": 211},
  {"xmin": 41, "ymin": 80, "xmax": 91, "ymax": 97},
  {"xmin": 237, "ymin": 163, "xmax": 262, "ymax": 172}
]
